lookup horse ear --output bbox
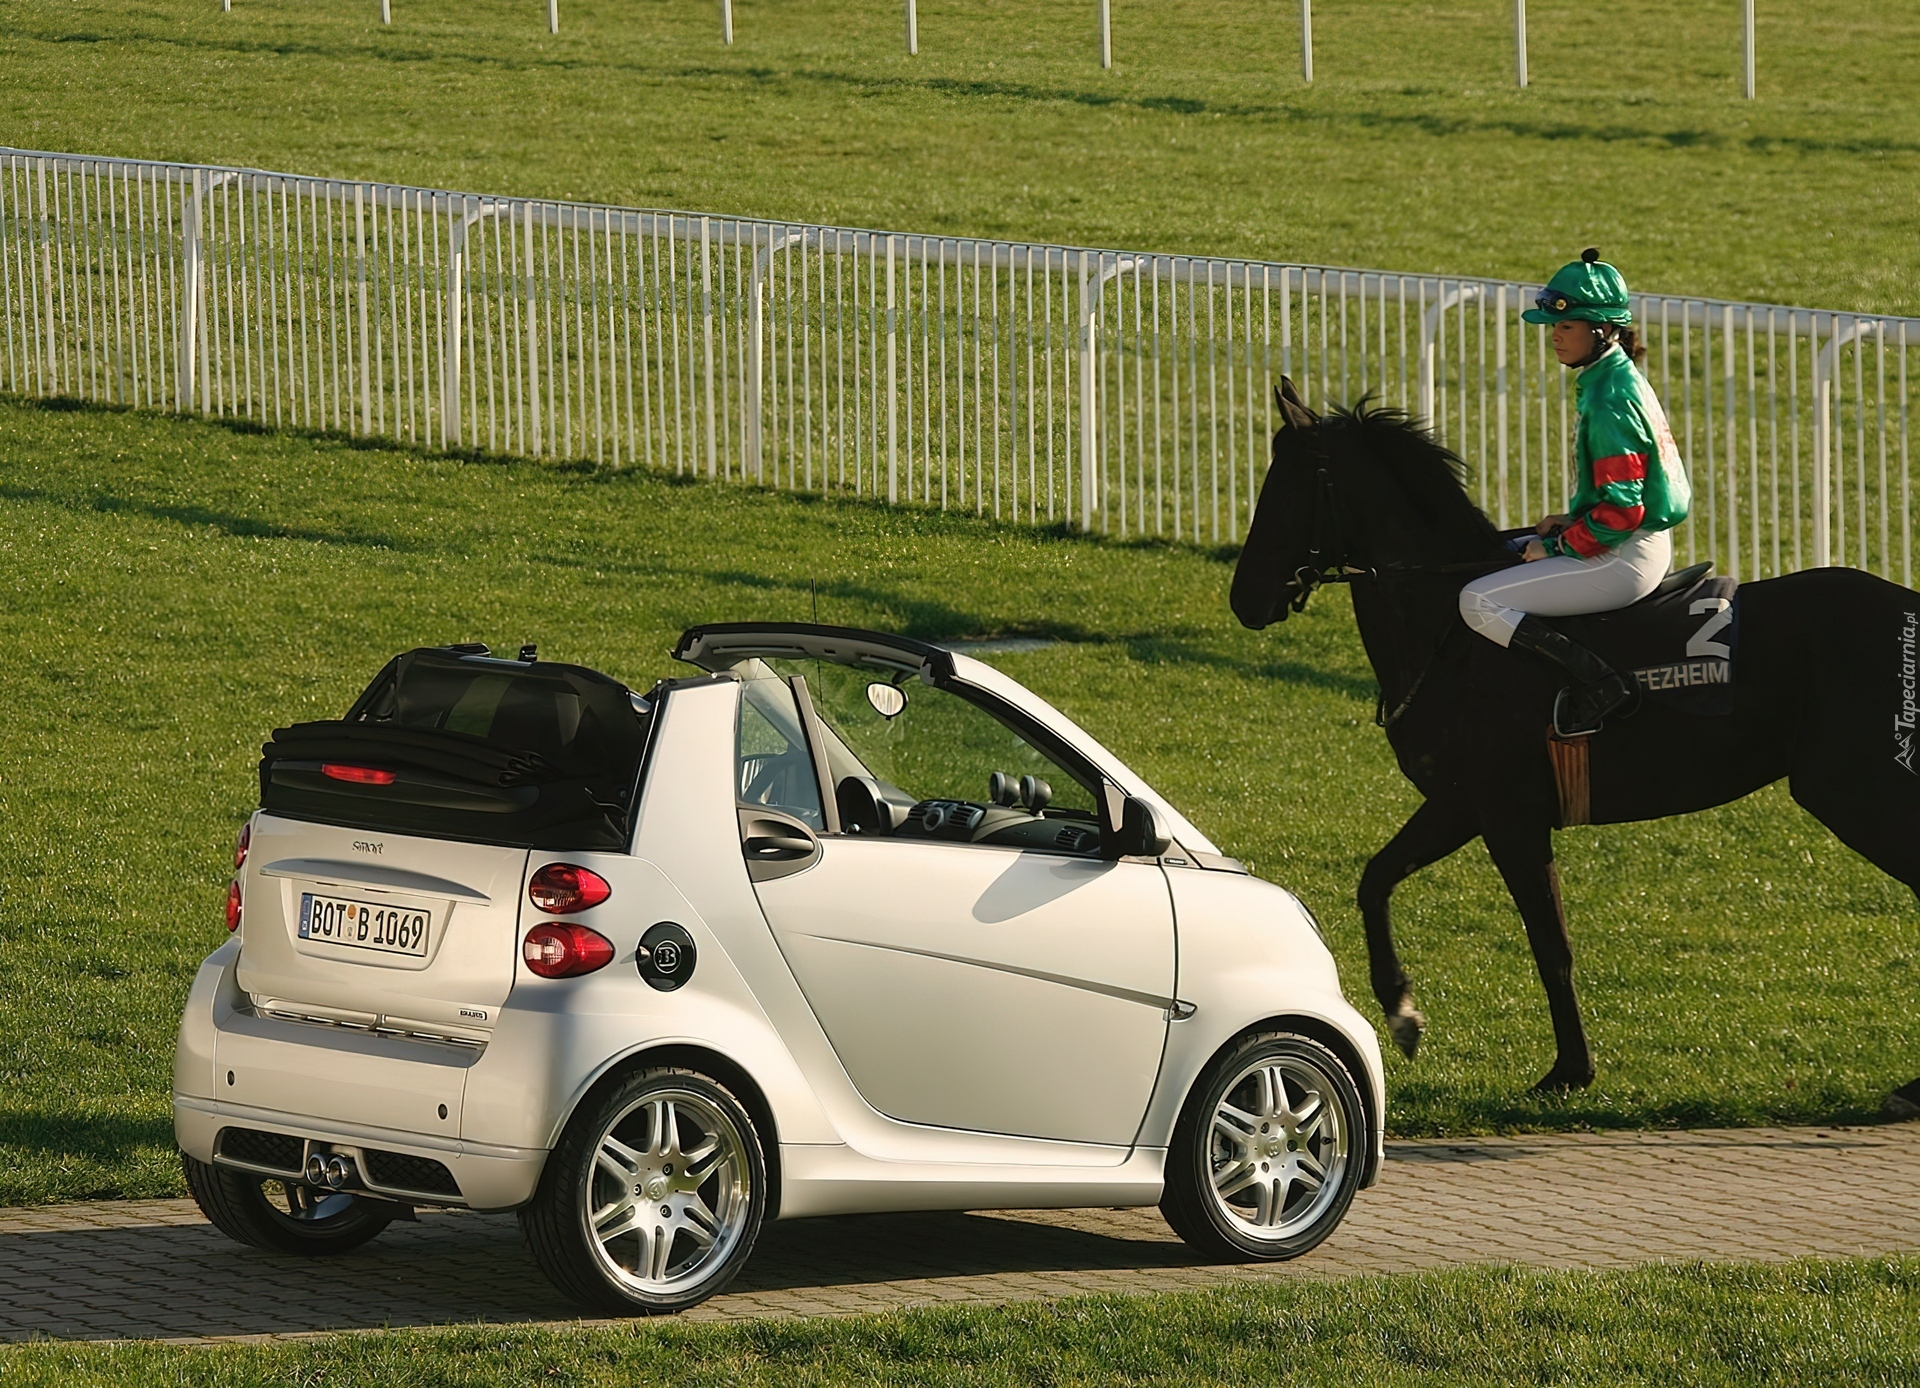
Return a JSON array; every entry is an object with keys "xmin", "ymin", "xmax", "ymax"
[{"xmin": 1275, "ymin": 377, "xmax": 1318, "ymax": 432}]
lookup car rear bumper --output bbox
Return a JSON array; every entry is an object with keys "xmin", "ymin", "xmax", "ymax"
[
  {"xmin": 174, "ymin": 1095, "xmax": 547, "ymax": 1211},
  {"xmin": 175, "ymin": 941, "xmax": 549, "ymax": 1211}
]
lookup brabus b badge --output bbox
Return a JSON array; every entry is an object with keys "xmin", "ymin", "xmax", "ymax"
[{"xmin": 638, "ymin": 922, "xmax": 697, "ymax": 992}]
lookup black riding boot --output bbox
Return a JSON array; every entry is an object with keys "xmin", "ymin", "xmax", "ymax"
[{"xmin": 1508, "ymin": 615, "xmax": 1636, "ymax": 737}]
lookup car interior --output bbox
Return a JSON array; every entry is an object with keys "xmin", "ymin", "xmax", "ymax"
[{"xmin": 735, "ymin": 656, "xmax": 1106, "ymax": 857}]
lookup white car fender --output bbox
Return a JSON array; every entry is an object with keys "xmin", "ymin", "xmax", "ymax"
[
  {"xmin": 463, "ymin": 855, "xmax": 838, "ymax": 1154},
  {"xmin": 173, "ymin": 938, "xmax": 243, "ymax": 1112},
  {"xmin": 1142, "ymin": 866, "xmax": 1387, "ymax": 1186}
]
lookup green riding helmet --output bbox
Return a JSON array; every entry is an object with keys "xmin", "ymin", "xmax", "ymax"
[{"xmin": 1522, "ymin": 248, "xmax": 1634, "ymax": 327}]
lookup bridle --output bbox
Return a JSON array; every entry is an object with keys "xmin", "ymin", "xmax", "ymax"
[
  {"xmin": 1286, "ymin": 463, "xmax": 1371, "ymax": 613},
  {"xmin": 1277, "ymin": 453, "xmax": 1516, "ymax": 731}
]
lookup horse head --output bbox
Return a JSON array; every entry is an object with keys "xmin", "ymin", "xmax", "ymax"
[
  {"xmin": 1230, "ymin": 378, "xmax": 1338, "ymax": 629},
  {"xmin": 1231, "ymin": 380, "xmax": 1503, "ymax": 629}
]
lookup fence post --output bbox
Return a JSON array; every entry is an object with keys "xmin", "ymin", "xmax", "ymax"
[
  {"xmin": 887, "ymin": 235, "xmax": 899, "ymax": 503},
  {"xmin": 1418, "ymin": 282, "xmax": 1483, "ymax": 431},
  {"xmin": 35, "ymin": 159, "xmax": 56, "ymax": 395},
  {"xmin": 1495, "ymin": 284, "xmax": 1510, "ymax": 527},
  {"xmin": 720, "ymin": 0, "xmax": 733, "ymax": 44},
  {"xmin": 1812, "ymin": 315, "xmax": 1831, "ymax": 568},
  {"xmin": 1099, "ymin": 0, "xmax": 1111, "ymax": 69},
  {"xmin": 747, "ymin": 228, "xmax": 808, "ymax": 481},
  {"xmin": 524, "ymin": 201, "xmax": 541, "ymax": 458},
  {"xmin": 1299, "ymin": 0, "xmax": 1313, "ymax": 82},
  {"xmin": 1723, "ymin": 303, "xmax": 1739, "ymax": 579},
  {"xmin": 1743, "ymin": 0, "xmax": 1755, "ymax": 99},
  {"xmin": 179, "ymin": 167, "xmax": 202, "ymax": 412},
  {"xmin": 1078, "ymin": 250, "xmax": 1097, "ymax": 530},
  {"xmin": 443, "ymin": 196, "xmax": 464, "ymax": 450},
  {"xmin": 1810, "ymin": 314, "xmax": 1877, "ymax": 571},
  {"xmin": 1514, "ymin": 0, "xmax": 1528, "ymax": 88},
  {"xmin": 381, "ymin": 0, "xmax": 391, "ymax": 23},
  {"xmin": 701, "ymin": 215, "xmax": 716, "ymax": 478},
  {"xmin": 547, "ymin": 0, "xmax": 558, "ymax": 34},
  {"xmin": 356, "ymin": 184, "xmax": 371, "ymax": 435},
  {"xmin": 1417, "ymin": 284, "xmax": 1441, "ymax": 426},
  {"xmin": 905, "ymin": 0, "xmax": 918, "ymax": 55},
  {"xmin": 748, "ymin": 225, "xmax": 764, "ymax": 479}
]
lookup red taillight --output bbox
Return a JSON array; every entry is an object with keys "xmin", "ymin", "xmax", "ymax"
[
  {"xmin": 225, "ymin": 880, "xmax": 243, "ymax": 933},
  {"xmin": 528, "ymin": 863, "xmax": 612, "ymax": 914},
  {"xmin": 522, "ymin": 923, "xmax": 615, "ymax": 978},
  {"xmin": 321, "ymin": 763, "xmax": 398, "ymax": 785},
  {"xmin": 233, "ymin": 821, "xmax": 251, "ymax": 870}
]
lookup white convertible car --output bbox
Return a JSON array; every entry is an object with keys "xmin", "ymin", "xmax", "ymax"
[{"xmin": 174, "ymin": 625, "xmax": 1385, "ymax": 1313}]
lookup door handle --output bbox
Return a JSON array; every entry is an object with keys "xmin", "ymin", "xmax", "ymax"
[{"xmin": 744, "ymin": 833, "xmax": 815, "ymax": 858}]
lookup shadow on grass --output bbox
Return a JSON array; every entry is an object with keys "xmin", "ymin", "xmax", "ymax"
[
  {"xmin": 0, "ymin": 1111, "xmax": 174, "ymax": 1158},
  {"xmin": 1117, "ymin": 635, "xmax": 1378, "ymax": 702},
  {"xmin": 590, "ymin": 564, "xmax": 1378, "ymax": 699},
  {"xmin": 0, "ymin": 483, "xmax": 423, "ymax": 553},
  {"xmin": 1, "ymin": 394, "xmax": 1247, "ymax": 560}
]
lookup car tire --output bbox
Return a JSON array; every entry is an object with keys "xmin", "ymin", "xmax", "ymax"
[
  {"xmin": 520, "ymin": 1067, "xmax": 767, "ymax": 1315},
  {"xmin": 1160, "ymin": 1031, "xmax": 1367, "ymax": 1262},
  {"xmin": 182, "ymin": 1152, "xmax": 395, "ymax": 1256}
]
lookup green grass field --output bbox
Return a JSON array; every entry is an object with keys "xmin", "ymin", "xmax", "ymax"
[
  {"xmin": 5, "ymin": 1258, "xmax": 1919, "ymax": 1386},
  {"xmin": 3, "ymin": 4, "xmax": 1918, "ymax": 1371},
  {"xmin": 3, "ymin": 0, "xmax": 1918, "ymax": 316},
  {"xmin": 2, "ymin": 394, "xmax": 1915, "ymax": 1206}
]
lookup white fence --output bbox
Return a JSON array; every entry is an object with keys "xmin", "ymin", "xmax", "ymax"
[{"xmin": 2, "ymin": 148, "xmax": 1914, "ymax": 584}]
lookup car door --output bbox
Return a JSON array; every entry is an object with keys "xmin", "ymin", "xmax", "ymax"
[{"xmin": 736, "ymin": 665, "xmax": 1175, "ymax": 1148}]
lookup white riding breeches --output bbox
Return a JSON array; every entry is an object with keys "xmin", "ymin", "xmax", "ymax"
[{"xmin": 1458, "ymin": 528, "xmax": 1673, "ymax": 647}]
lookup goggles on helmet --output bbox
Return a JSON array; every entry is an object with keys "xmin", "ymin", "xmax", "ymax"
[{"xmin": 1534, "ymin": 287, "xmax": 1580, "ymax": 315}]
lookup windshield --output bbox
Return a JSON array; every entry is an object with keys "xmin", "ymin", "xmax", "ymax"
[{"xmin": 764, "ymin": 657, "xmax": 1097, "ymax": 819}]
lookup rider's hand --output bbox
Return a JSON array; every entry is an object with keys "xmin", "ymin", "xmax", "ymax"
[
  {"xmin": 1521, "ymin": 539, "xmax": 1549, "ymax": 562},
  {"xmin": 1535, "ymin": 513, "xmax": 1572, "ymax": 536}
]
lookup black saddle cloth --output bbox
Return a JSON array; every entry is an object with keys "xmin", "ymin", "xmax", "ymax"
[{"xmin": 1548, "ymin": 561, "xmax": 1739, "ymax": 716}]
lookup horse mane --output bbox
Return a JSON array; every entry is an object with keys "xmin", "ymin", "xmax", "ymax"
[{"xmin": 1325, "ymin": 399, "xmax": 1503, "ymax": 552}]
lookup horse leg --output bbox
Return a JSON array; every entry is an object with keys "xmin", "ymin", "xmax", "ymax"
[
  {"xmin": 1480, "ymin": 811, "xmax": 1595, "ymax": 1092},
  {"xmin": 1358, "ymin": 798, "xmax": 1479, "ymax": 1059},
  {"xmin": 1789, "ymin": 759, "xmax": 1920, "ymax": 1117}
]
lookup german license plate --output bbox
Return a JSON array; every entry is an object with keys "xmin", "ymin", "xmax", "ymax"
[{"xmin": 298, "ymin": 892, "xmax": 432, "ymax": 958}]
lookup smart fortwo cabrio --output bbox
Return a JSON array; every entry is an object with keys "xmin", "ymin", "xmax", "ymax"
[{"xmin": 175, "ymin": 625, "xmax": 1386, "ymax": 1313}]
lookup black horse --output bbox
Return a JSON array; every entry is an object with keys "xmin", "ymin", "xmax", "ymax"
[{"xmin": 1232, "ymin": 380, "xmax": 1920, "ymax": 1106}]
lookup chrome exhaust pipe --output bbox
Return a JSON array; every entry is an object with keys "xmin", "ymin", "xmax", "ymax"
[{"xmin": 305, "ymin": 1152, "xmax": 354, "ymax": 1190}]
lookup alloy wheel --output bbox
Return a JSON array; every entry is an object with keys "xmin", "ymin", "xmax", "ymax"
[
  {"xmin": 1204, "ymin": 1051, "xmax": 1351, "ymax": 1244},
  {"xmin": 583, "ymin": 1087, "xmax": 753, "ymax": 1298}
]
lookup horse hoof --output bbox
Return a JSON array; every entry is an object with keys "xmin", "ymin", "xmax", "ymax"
[
  {"xmin": 1530, "ymin": 1066, "xmax": 1595, "ymax": 1094},
  {"xmin": 1884, "ymin": 1078, "xmax": 1920, "ymax": 1122},
  {"xmin": 1385, "ymin": 1008, "xmax": 1426, "ymax": 1060}
]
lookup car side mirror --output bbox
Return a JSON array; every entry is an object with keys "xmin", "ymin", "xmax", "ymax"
[{"xmin": 1099, "ymin": 787, "xmax": 1172, "ymax": 860}]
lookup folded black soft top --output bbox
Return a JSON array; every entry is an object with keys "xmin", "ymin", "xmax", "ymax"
[{"xmin": 258, "ymin": 646, "xmax": 653, "ymax": 851}]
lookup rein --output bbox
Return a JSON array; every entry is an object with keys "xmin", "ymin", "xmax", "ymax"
[
  {"xmin": 1375, "ymin": 625, "xmax": 1463, "ymax": 730},
  {"xmin": 1279, "ymin": 460, "xmax": 1509, "ymax": 729}
]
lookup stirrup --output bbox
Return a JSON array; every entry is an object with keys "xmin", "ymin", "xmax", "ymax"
[{"xmin": 1552, "ymin": 674, "xmax": 1634, "ymax": 739}]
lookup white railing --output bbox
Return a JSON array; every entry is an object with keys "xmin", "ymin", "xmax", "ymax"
[{"xmin": 2, "ymin": 148, "xmax": 1914, "ymax": 583}]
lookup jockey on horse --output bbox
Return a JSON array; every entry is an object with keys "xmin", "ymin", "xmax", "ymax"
[{"xmin": 1457, "ymin": 250, "xmax": 1692, "ymax": 737}]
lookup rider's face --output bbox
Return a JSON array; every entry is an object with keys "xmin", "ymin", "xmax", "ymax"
[{"xmin": 1551, "ymin": 319, "xmax": 1602, "ymax": 366}]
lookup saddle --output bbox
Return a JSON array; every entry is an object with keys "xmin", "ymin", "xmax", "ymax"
[
  {"xmin": 1539, "ymin": 562, "xmax": 1736, "ymax": 829},
  {"xmin": 1549, "ymin": 561, "xmax": 1739, "ymax": 719}
]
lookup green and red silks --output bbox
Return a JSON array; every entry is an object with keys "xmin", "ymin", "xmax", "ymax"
[{"xmin": 1545, "ymin": 344, "xmax": 1692, "ymax": 560}]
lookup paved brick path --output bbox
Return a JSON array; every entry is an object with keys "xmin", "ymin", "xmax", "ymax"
[{"xmin": 3, "ymin": 1124, "xmax": 1918, "ymax": 1343}]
